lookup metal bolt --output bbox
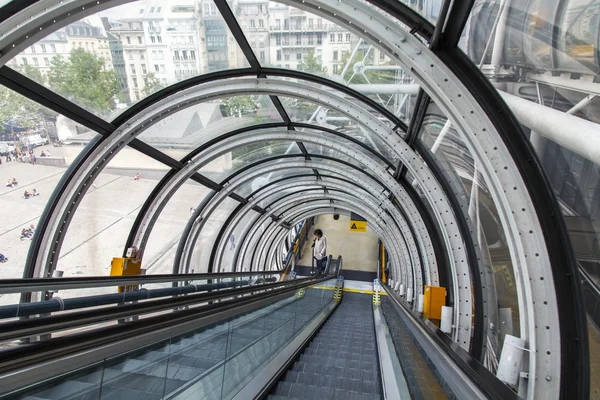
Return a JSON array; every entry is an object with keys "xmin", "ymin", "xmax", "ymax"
[{"xmin": 545, "ymin": 375, "xmax": 552, "ymax": 382}]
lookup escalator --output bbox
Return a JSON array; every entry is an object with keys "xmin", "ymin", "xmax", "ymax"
[{"xmin": 268, "ymin": 293, "xmax": 381, "ymax": 400}]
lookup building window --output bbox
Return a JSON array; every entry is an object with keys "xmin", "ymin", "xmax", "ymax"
[
  {"xmin": 160, "ymin": 64, "xmax": 165, "ymax": 73},
  {"xmin": 259, "ymin": 19, "xmax": 264, "ymax": 28},
  {"xmin": 346, "ymin": 33, "xmax": 351, "ymax": 42},
  {"xmin": 150, "ymin": 6, "xmax": 155, "ymax": 13},
  {"xmin": 44, "ymin": 58, "xmax": 49, "ymax": 66},
  {"xmin": 297, "ymin": 52, "xmax": 301, "ymax": 60},
  {"xmin": 189, "ymin": 35, "xmax": 194, "ymax": 44},
  {"xmin": 129, "ymin": 52, "xmax": 133, "ymax": 59},
  {"xmin": 333, "ymin": 64, "xmax": 339, "ymax": 74},
  {"xmin": 138, "ymin": 36, "xmax": 142, "ymax": 44},
  {"xmin": 156, "ymin": 6, "xmax": 161, "ymax": 12},
  {"xmin": 317, "ymin": 33, "xmax": 322, "ymax": 44},
  {"xmin": 30, "ymin": 45, "xmax": 36, "ymax": 53},
  {"xmin": 380, "ymin": 51, "xmax": 385, "ymax": 60},
  {"xmin": 141, "ymin": 64, "xmax": 147, "ymax": 74},
  {"xmin": 41, "ymin": 44, "xmax": 46, "ymax": 53},
  {"xmin": 308, "ymin": 18, "xmax": 313, "ymax": 28},
  {"xmin": 330, "ymin": 34, "xmax": 334, "ymax": 42},
  {"xmin": 130, "ymin": 64, "xmax": 136, "ymax": 74},
  {"xmin": 204, "ymin": 4, "xmax": 210, "ymax": 15},
  {"xmin": 174, "ymin": 50, "xmax": 180, "ymax": 60},
  {"xmin": 295, "ymin": 34, "xmax": 301, "ymax": 45},
  {"xmin": 260, "ymin": 51, "xmax": 265, "ymax": 61},
  {"xmin": 308, "ymin": 34, "xmax": 314, "ymax": 45},
  {"xmin": 275, "ymin": 34, "xmax": 281, "ymax": 46},
  {"xmin": 333, "ymin": 50, "xmax": 338, "ymax": 61},
  {"xmin": 275, "ymin": 19, "xmax": 281, "ymax": 30},
  {"xmin": 126, "ymin": 36, "xmax": 131, "ymax": 44},
  {"xmin": 284, "ymin": 53, "xmax": 290, "ymax": 61},
  {"xmin": 157, "ymin": 36, "xmax": 162, "ymax": 43},
  {"xmin": 285, "ymin": 64, "xmax": 290, "ymax": 68},
  {"xmin": 150, "ymin": 36, "xmax": 156, "ymax": 43},
  {"xmin": 154, "ymin": 64, "xmax": 159, "ymax": 72},
  {"xmin": 250, "ymin": 19, "xmax": 255, "ymax": 28},
  {"xmin": 276, "ymin": 50, "xmax": 281, "ymax": 60},
  {"xmin": 33, "ymin": 58, "xmax": 39, "ymax": 66},
  {"xmin": 182, "ymin": 50, "xmax": 188, "ymax": 60},
  {"xmin": 284, "ymin": 19, "xmax": 289, "ymax": 30},
  {"xmin": 190, "ymin": 50, "xmax": 196, "ymax": 60},
  {"xmin": 140, "ymin": 51, "xmax": 145, "ymax": 60},
  {"xmin": 338, "ymin": 33, "xmax": 343, "ymax": 42},
  {"xmin": 22, "ymin": 58, "xmax": 28, "ymax": 65},
  {"xmin": 132, "ymin": 77, "xmax": 138, "ymax": 88}
]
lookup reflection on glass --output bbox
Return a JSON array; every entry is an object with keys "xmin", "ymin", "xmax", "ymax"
[
  {"xmin": 144, "ymin": 179, "xmax": 211, "ymax": 275},
  {"xmin": 137, "ymin": 95, "xmax": 282, "ymax": 161},
  {"xmin": 464, "ymin": 2, "xmax": 600, "ymax": 367},
  {"xmin": 419, "ymin": 102, "xmax": 520, "ymax": 374},
  {"xmin": 7, "ymin": 0, "xmax": 249, "ymax": 120},
  {"xmin": 57, "ymin": 147, "xmax": 169, "ymax": 299},
  {"xmin": 234, "ymin": 1, "xmax": 417, "ymax": 122},
  {"xmin": 200, "ymin": 140, "xmax": 302, "ymax": 183},
  {"xmin": 191, "ymin": 196, "xmax": 238, "ymax": 273},
  {"xmin": 0, "ymin": 85, "xmax": 102, "ymax": 305}
]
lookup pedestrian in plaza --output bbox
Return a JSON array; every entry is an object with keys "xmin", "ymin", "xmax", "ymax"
[
  {"xmin": 23, "ymin": 190, "xmax": 31, "ymax": 199},
  {"xmin": 40, "ymin": 151, "xmax": 46, "ymax": 157},
  {"xmin": 313, "ymin": 229, "xmax": 328, "ymax": 275},
  {"xmin": 0, "ymin": 253, "xmax": 7, "ymax": 263},
  {"xmin": 133, "ymin": 173, "xmax": 141, "ymax": 181},
  {"xmin": 32, "ymin": 189, "xmax": 39, "ymax": 197}
]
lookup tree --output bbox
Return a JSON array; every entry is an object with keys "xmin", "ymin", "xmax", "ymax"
[
  {"xmin": 143, "ymin": 73, "xmax": 164, "ymax": 96},
  {"xmin": 297, "ymin": 50, "xmax": 327, "ymax": 75},
  {"xmin": 222, "ymin": 96, "xmax": 258, "ymax": 118},
  {"xmin": 18, "ymin": 64, "xmax": 45, "ymax": 83},
  {"xmin": 0, "ymin": 87, "xmax": 47, "ymax": 134},
  {"xmin": 48, "ymin": 48, "xmax": 120, "ymax": 115}
]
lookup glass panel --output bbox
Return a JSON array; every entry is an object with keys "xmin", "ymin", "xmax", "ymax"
[
  {"xmin": 57, "ymin": 147, "xmax": 169, "ymax": 299},
  {"xmin": 234, "ymin": 167, "xmax": 315, "ymax": 198},
  {"xmin": 463, "ymin": 6, "xmax": 600, "ymax": 385},
  {"xmin": 219, "ymin": 209, "xmax": 261, "ymax": 272},
  {"xmin": 304, "ymin": 142, "xmax": 390, "ymax": 170},
  {"xmin": 191, "ymin": 196, "xmax": 238, "ymax": 273},
  {"xmin": 137, "ymin": 95, "xmax": 283, "ymax": 160},
  {"xmin": 418, "ymin": 101, "xmax": 519, "ymax": 376},
  {"xmin": 397, "ymin": 0, "xmax": 444, "ymax": 25},
  {"xmin": 0, "ymin": 85, "xmax": 102, "ymax": 305},
  {"xmin": 6, "ymin": 0, "xmax": 249, "ymax": 120},
  {"xmin": 297, "ymin": 125, "xmax": 400, "ymax": 166},
  {"xmin": 200, "ymin": 140, "xmax": 302, "ymax": 183},
  {"xmin": 233, "ymin": 2, "xmax": 418, "ymax": 123},
  {"xmin": 143, "ymin": 179, "xmax": 212, "ymax": 275}
]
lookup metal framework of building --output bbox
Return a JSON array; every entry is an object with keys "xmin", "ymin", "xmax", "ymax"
[{"xmin": 0, "ymin": 0, "xmax": 590, "ymax": 399}]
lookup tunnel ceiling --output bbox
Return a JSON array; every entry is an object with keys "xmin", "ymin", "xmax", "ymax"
[{"xmin": 0, "ymin": 0, "xmax": 590, "ymax": 398}]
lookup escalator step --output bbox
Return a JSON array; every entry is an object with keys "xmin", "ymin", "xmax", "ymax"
[{"xmin": 288, "ymin": 383, "xmax": 334, "ymax": 399}]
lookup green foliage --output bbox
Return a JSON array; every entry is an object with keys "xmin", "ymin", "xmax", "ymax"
[
  {"xmin": 297, "ymin": 50, "xmax": 327, "ymax": 75},
  {"xmin": 48, "ymin": 48, "xmax": 120, "ymax": 115},
  {"xmin": 18, "ymin": 64, "xmax": 45, "ymax": 83},
  {"xmin": 143, "ymin": 73, "xmax": 164, "ymax": 96},
  {"xmin": 0, "ymin": 87, "xmax": 47, "ymax": 133},
  {"xmin": 222, "ymin": 95, "xmax": 259, "ymax": 118}
]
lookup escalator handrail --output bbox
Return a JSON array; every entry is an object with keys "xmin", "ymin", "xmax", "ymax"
[
  {"xmin": 381, "ymin": 284, "xmax": 518, "ymax": 400},
  {"xmin": 0, "ymin": 278, "xmax": 314, "ymax": 343},
  {"xmin": 0, "ymin": 277, "xmax": 333, "ymax": 387},
  {"xmin": 0, "ymin": 270, "xmax": 283, "ymax": 295}
]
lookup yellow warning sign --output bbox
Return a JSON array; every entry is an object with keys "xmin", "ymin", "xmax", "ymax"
[{"xmin": 350, "ymin": 220, "xmax": 367, "ymax": 232}]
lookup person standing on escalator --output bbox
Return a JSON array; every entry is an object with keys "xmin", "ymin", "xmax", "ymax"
[{"xmin": 313, "ymin": 229, "xmax": 328, "ymax": 275}]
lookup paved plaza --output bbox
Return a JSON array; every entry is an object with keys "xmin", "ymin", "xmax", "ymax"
[{"xmin": 0, "ymin": 146, "xmax": 229, "ymax": 305}]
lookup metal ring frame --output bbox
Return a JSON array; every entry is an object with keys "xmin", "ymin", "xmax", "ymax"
[{"xmin": 0, "ymin": 0, "xmax": 589, "ymax": 397}]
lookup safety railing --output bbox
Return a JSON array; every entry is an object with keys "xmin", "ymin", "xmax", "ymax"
[{"xmin": 1, "ymin": 276, "xmax": 339, "ymax": 399}]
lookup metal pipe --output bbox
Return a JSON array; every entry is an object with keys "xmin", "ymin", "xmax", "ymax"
[
  {"xmin": 491, "ymin": 0, "xmax": 512, "ymax": 69},
  {"xmin": 0, "ymin": 270, "xmax": 280, "ymax": 295},
  {"xmin": 0, "ymin": 279, "xmax": 279, "ymax": 319},
  {"xmin": 348, "ymin": 84, "xmax": 420, "ymax": 95},
  {"xmin": 478, "ymin": 0, "xmax": 507, "ymax": 69},
  {"xmin": 499, "ymin": 91, "xmax": 600, "ymax": 165}
]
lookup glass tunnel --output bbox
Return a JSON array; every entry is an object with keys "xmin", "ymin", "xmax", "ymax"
[{"xmin": 0, "ymin": 0, "xmax": 597, "ymax": 399}]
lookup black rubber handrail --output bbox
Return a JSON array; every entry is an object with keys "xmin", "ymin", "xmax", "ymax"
[
  {"xmin": 0, "ymin": 278, "xmax": 317, "ymax": 343},
  {"xmin": 0, "ymin": 270, "xmax": 283, "ymax": 294},
  {"xmin": 0, "ymin": 276, "xmax": 332, "ymax": 376}
]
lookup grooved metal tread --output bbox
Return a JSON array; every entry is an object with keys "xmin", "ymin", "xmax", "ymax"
[{"xmin": 268, "ymin": 293, "xmax": 382, "ymax": 400}]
